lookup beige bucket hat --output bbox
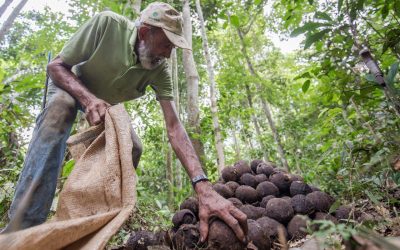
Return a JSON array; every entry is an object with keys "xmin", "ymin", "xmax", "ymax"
[{"xmin": 139, "ymin": 2, "xmax": 191, "ymax": 50}]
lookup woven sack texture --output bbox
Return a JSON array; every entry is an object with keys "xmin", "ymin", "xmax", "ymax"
[{"xmin": 0, "ymin": 104, "xmax": 137, "ymax": 250}]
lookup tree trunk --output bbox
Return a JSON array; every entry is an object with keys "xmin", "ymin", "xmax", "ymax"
[
  {"xmin": 195, "ymin": 0, "xmax": 225, "ymax": 173},
  {"xmin": 166, "ymin": 143, "xmax": 174, "ymax": 208},
  {"xmin": 130, "ymin": 0, "xmax": 141, "ymax": 16},
  {"xmin": 171, "ymin": 48, "xmax": 183, "ymax": 190},
  {"xmin": 232, "ymin": 129, "xmax": 241, "ymax": 162},
  {"xmin": 259, "ymin": 89, "xmax": 289, "ymax": 171},
  {"xmin": 0, "ymin": 0, "xmax": 28, "ymax": 42},
  {"xmin": 181, "ymin": 0, "xmax": 206, "ymax": 166},
  {"xmin": 237, "ymin": 28, "xmax": 289, "ymax": 171},
  {"xmin": 245, "ymin": 84, "xmax": 269, "ymax": 161},
  {"xmin": 0, "ymin": 0, "xmax": 13, "ymax": 19}
]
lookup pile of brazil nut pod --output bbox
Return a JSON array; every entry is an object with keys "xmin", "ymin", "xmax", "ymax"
[{"xmin": 125, "ymin": 159, "xmax": 353, "ymax": 250}]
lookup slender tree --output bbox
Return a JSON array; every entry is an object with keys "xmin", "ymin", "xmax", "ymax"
[
  {"xmin": 130, "ymin": 0, "xmax": 141, "ymax": 15},
  {"xmin": 195, "ymin": 0, "xmax": 225, "ymax": 173},
  {"xmin": 237, "ymin": 28, "xmax": 289, "ymax": 171},
  {"xmin": 0, "ymin": 0, "xmax": 13, "ymax": 19},
  {"xmin": 181, "ymin": 0, "xmax": 206, "ymax": 165},
  {"xmin": 0, "ymin": 0, "xmax": 28, "ymax": 42},
  {"xmin": 171, "ymin": 49, "xmax": 183, "ymax": 190}
]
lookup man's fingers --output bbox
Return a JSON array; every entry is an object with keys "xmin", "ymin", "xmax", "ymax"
[
  {"xmin": 222, "ymin": 212, "xmax": 246, "ymax": 243},
  {"xmin": 199, "ymin": 216, "xmax": 209, "ymax": 243},
  {"xmin": 90, "ymin": 111, "xmax": 101, "ymax": 126},
  {"xmin": 98, "ymin": 105, "xmax": 107, "ymax": 121},
  {"xmin": 230, "ymin": 207, "xmax": 248, "ymax": 236}
]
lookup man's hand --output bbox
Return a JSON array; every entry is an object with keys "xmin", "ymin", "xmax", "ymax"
[
  {"xmin": 83, "ymin": 97, "xmax": 111, "ymax": 126},
  {"xmin": 195, "ymin": 181, "xmax": 248, "ymax": 244}
]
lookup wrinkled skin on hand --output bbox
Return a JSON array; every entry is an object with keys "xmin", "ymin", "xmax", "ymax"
[
  {"xmin": 83, "ymin": 97, "xmax": 111, "ymax": 126},
  {"xmin": 195, "ymin": 181, "xmax": 248, "ymax": 244}
]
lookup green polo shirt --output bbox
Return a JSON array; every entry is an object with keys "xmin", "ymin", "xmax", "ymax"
[{"xmin": 59, "ymin": 11, "xmax": 173, "ymax": 104}]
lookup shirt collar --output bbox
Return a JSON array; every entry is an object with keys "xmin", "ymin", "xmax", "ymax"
[{"xmin": 128, "ymin": 25, "xmax": 138, "ymax": 65}]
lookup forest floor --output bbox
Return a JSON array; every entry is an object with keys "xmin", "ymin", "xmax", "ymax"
[{"xmin": 106, "ymin": 190, "xmax": 400, "ymax": 250}]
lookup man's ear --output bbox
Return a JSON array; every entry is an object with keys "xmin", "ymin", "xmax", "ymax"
[{"xmin": 138, "ymin": 26, "xmax": 150, "ymax": 41}]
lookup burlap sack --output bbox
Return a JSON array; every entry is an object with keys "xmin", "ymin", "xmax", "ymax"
[{"xmin": 0, "ymin": 104, "xmax": 137, "ymax": 250}]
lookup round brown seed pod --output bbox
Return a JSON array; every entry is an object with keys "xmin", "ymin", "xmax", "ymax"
[
  {"xmin": 290, "ymin": 181, "xmax": 312, "ymax": 196},
  {"xmin": 309, "ymin": 185, "xmax": 321, "ymax": 192},
  {"xmin": 256, "ymin": 216, "xmax": 287, "ymax": 240},
  {"xmin": 265, "ymin": 198, "xmax": 294, "ymax": 224},
  {"xmin": 240, "ymin": 205, "xmax": 266, "ymax": 220},
  {"xmin": 260, "ymin": 195, "xmax": 275, "ymax": 208},
  {"xmin": 313, "ymin": 212, "xmax": 338, "ymax": 227},
  {"xmin": 233, "ymin": 160, "xmax": 252, "ymax": 176},
  {"xmin": 281, "ymin": 196, "xmax": 292, "ymax": 202},
  {"xmin": 306, "ymin": 191, "xmax": 335, "ymax": 213},
  {"xmin": 254, "ymin": 174, "xmax": 268, "ymax": 184},
  {"xmin": 269, "ymin": 172, "xmax": 292, "ymax": 194},
  {"xmin": 225, "ymin": 181, "xmax": 240, "ymax": 193},
  {"xmin": 179, "ymin": 197, "xmax": 199, "ymax": 216},
  {"xmin": 256, "ymin": 181, "xmax": 279, "ymax": 198},
  {"xmin": 250, "ymin": 159, "xmax": 264, "ymax": 173},
  {"xmin": 256, "ymin": 163, "xmax": 275, "ymax": 177},
  {"xmin": 235, "ymin": 185, "xmax": 259, "ymax": 204},
  {"xmin": 126, "ymin": 231, "xmax": 165, "ymax": 250},
  {"xmin": 228, "ymin": 197, "xmax": 243, "ymax": 208},
  {"xmin": 287, "ymin": 215, "xmax": 308, "ymax": 240},
  {"xmin": 221, "ymin": 166, "xmax": 238, "ymax": 182},
  {"xmin": 291, "ymin": 194, "xmax": 314, "ymax": 215},
  {"xmin": 172, "ymin": 209, "xmax": 197, "ymax": 229},
  {"xmin": 172, "ymin": 224, "xmax": 201, "ymax": 249},
  {"xmin": 248, "ymin": 219, "xmax": 271, "ymax": 250},
  {"xmin": 335, "ymin": 205, "xmax": 352, "ymax": 222},
  {"xmin": 207, "ymin": 219, "xmax": 245, "ymax": 250},
  {"xmin": 289, "ymin": 174, "xmax": 304, "ymax": 182},
  {"xmin": 240, "ymin": 173, "xmax": 258, "ymax": 188},
  {"xmin": 213, "ymin": 183, "xmax": 233, "ymax": 199}
]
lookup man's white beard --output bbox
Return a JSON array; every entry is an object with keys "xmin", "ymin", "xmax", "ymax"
[{"xmin": 138, "ymin": 40, "xmax": 164, "ymax": 70}]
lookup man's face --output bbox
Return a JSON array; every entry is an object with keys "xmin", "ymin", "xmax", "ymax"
[{"xmin": 138, "ymin": 26, "xmax": 175, "ymax": 70}]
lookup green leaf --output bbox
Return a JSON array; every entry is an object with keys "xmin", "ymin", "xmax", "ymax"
[
  {"xmin": 62, "ymin": 159, "xmax": 75, "ymax": 177},
  {"xmin": 315, "ymin": 11, "xmax": 332, "ymax": 21},
  {"xmin": 302, "ymin": 79, "xmax": 311, "ymax": 93},
  {"xmin": 222, "ymin": 21, "xmax": 228, "ymax": 29},
  {"xmin": 304, "ymin": 29, "xmax": 331, "ymax": 49},
  {"xmin": 294, "ymin": 72, "xmax": 311, "ymax": 80},
  {"xmin": 308, "ymin": 0, "xmax": 314, "ymax": 4},
  {"xmin": 230, "ymin": 15, "xmax": 240, "ymax": 27},
  {"xmin": 155, "ymin": 199, "xmax": 163, "ymax": 209},
  {"xmin": 365, "ymin": 190, "xmax": 380, "ymax": 205},
  {"xmin": 329, "ymin": 200, "xmax": 341, "ymax": 214},
  {"xmin": 365, "ymin": 73, "xmax": 377, "ymax": 83},
  {"xmin": 318, "ymin": 108, "xmax": 329, "ymax": 118},
  {"xmin": 290, "ymin": 22, "xmax": 331, "ymax": 37},
  {"xmin": 338, "ymin": 0, "xmax": 343, "ymax": 12},
  {"xmin": 254, "ymin": 0, "xmax": 262, "ymax": 5},
  {"xmin": 386, "ymin": 61, "xmax": 399, "ymax": 85}
]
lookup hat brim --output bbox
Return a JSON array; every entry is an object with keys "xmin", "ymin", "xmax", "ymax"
[{"xmin": 163, "ymin": 29, "xmax": 191, "ymax": 50}]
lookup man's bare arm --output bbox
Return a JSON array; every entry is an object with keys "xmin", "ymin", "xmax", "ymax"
[
  {"xmin": 47, "ymin": 56, "xmax": 110, "ymax": 125},
  {"xmin": 159, "ymin": 99, "xmax": 248, "ymax": 244}
]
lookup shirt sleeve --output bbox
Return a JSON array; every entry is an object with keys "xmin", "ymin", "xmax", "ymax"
[
  {"xmin": 151, "ymin": 61, "xmax": 174, "ymax": 101},
  {"xmin": 60, "ymin": 12, "xmax": 109, "ymax": 66}
]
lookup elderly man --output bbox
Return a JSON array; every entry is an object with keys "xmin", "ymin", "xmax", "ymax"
[{"xmin": 5, "ymin": 2, "xmax": 248, "ymax": 244}]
